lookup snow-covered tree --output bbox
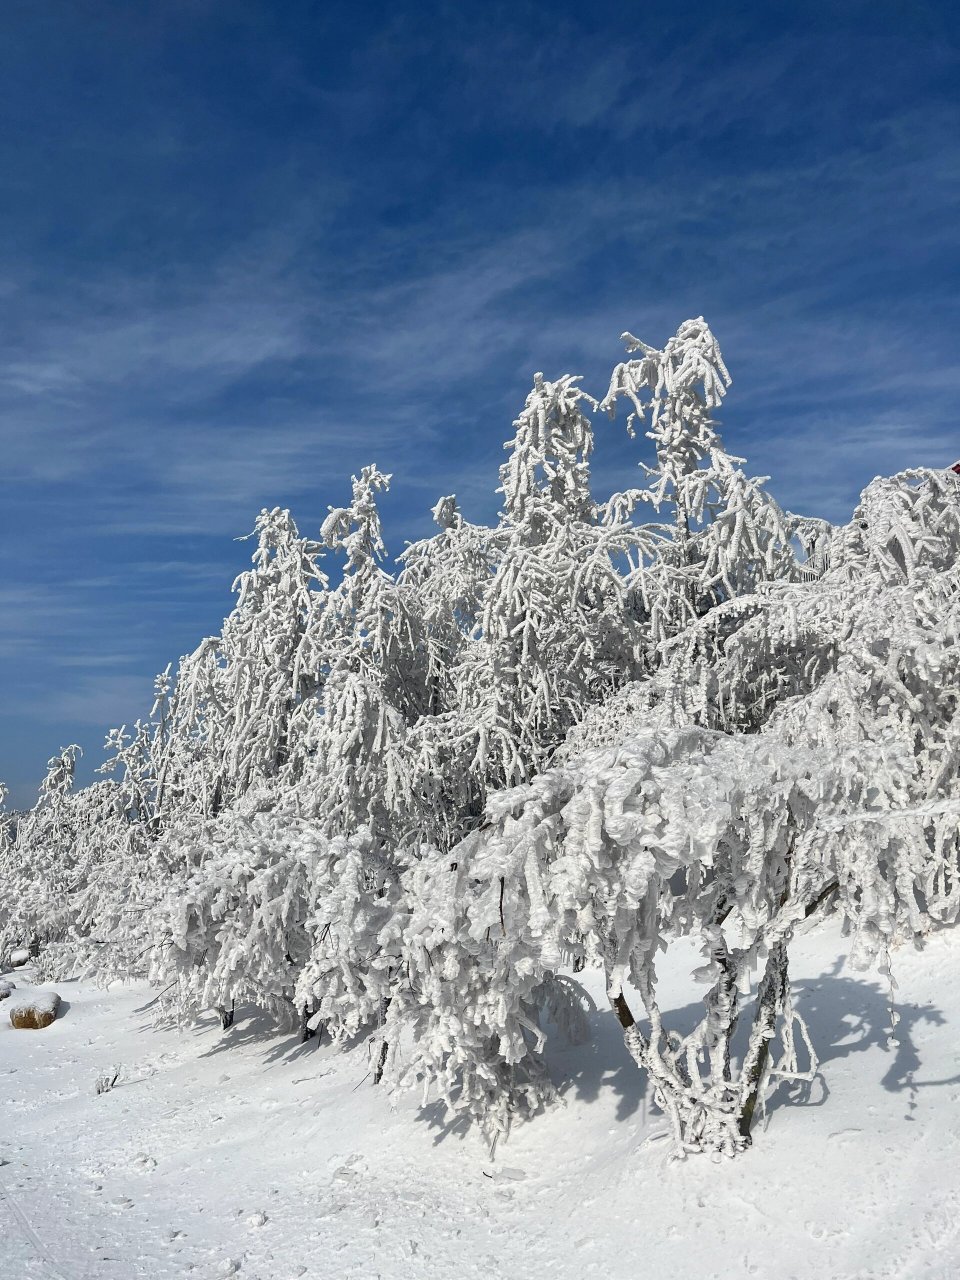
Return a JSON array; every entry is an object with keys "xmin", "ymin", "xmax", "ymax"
[
  {"xmin": 601, "ymin": 318, "xmax": 800, "ymax": 634},
  {"xmin": 387, "ymin": 695, "xmax": 960, "ymax": 1156},
  {"xmin": 295, "ymin": 465, "xmax": 430, "ymax": 843},
  {"xmin": 395, "ymin": 497, "xmax": 502, "ymax": 850},
  {"xmin": 66, "ymin": 721, "xmax": 167, "ymax": 979},
  {"xmin": 0, "ymin": 729, "xmax": 167, "ymax": 981},
  {"xmin": 152, "ymin": 507, "xmax": 328, "ymax": 825},
  {"xmin": 147, "ymin": 471, "xmax": 421, "ymax": 1036},
  {"xmin": 0, "ymin": 746, "xmax": 84, "ymax": 962},
  {"xmin": 454, "ymin": 373, "xmax": 649, "ymax": 795}
]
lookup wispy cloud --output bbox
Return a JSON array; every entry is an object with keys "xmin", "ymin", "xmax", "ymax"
[
  {"xmin": 1, "ymin": 0, "xmax": 958, "ymax": 803},
  {"xmin": 18, "ymin": 673, "xmax": 156, "ymax": 729}
]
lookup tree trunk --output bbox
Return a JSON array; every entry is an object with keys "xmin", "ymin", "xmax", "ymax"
[
  {"xmin": 737, "ymin": 939, "xmax": 788, "ymax": 1141},
  {"xmin": 372, "ymin": 997, "xmax": 392, "ymax": 1084},
  {"xmin": 300, "ymin": 1003, "xmax": 322, "ymax": 1043},
  {"xmin": 372, "ymin": 1037, "xmax": 389, "ymax": 1086},
  {"xmin": 610, "ymin": 991, "xmax": 637, "ymax": 1031}
]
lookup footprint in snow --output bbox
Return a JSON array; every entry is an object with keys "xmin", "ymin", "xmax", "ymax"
[{"xmin": 827, "ymin": 1127, "xmax": 863, "ymax": 1143}]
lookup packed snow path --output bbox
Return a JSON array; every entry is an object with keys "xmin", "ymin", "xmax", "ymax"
[{"xmin": 3, "ymin": 921, "xmax": 960, "ymax": 1280}]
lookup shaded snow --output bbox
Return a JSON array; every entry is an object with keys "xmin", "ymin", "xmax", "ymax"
[{"xmin": 2, "ymin": 921, "xmax": 959, "ymax": 1279}]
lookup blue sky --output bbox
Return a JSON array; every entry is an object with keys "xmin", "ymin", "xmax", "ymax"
[{"xmin": 2, "ymin": 0, "xmax": 959, "ymax": 806}]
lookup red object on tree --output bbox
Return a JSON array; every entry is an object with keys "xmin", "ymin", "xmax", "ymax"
[{"xmin": 951, "ymin": 460, "xmax": 960, "ymax": 475}]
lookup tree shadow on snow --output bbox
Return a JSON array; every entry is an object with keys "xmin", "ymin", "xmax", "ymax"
[
  {"xmin": 186, "ymin": 1002, "xmax": 386, "ymax": 1079},
  {"xmin": 765, "ymin": 964, "xmax": 960, "ymax": 1120},
  {"xmin": 549, "ymin": 1005, "xmax": 654, "ymax": 1123},
  {"xmin": 543, "ymin": 966, "xmax": 957, "ymax": 1130},
  {"xmin": 414, "ymin": 1099, "xmax": 477, "ymax": 1146},
  {"xmin": 131, "ymin": 1000, "xmax": 313, "ymax": 1066},
  {"xmin": 126, "ymin": 967, "xmax": 957, "ymax": 1145},
  {"xmin": 192, "ymin": 1004, "xmax": 315, "ymax": 1064}
]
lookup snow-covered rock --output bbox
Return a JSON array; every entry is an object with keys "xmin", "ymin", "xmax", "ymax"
[
  {"xmin": 9, "ymin": 990, "xmax": 61, "ymax": 1029},
  {"xmin": 10, "ymin": 948, "xmax": 30, "ymax": 967},
  {"xmin": 0, "ymin": 979, "xmax": 15, "ymax": 1000}
]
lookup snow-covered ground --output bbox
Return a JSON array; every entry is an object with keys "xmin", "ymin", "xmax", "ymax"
[{"xmin": 3, "ymin": 919, "xmax": 959, "ymax": 1280}]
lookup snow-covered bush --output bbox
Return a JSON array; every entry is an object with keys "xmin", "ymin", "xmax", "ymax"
[
  {"xmin": 147, "ymin": 804, "xmax": 404, "ymax": 1046},
  {"xmin": 95, "ymin": 1066, "xmax": 121, "ymax": 1095},
  {"xmin": 293, "ymin": 826, "xmax": 403, "ymax": 1050},
  {"xmin": 148, "ymin": 806, "xmax": 324, "ymax": 1029}
]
